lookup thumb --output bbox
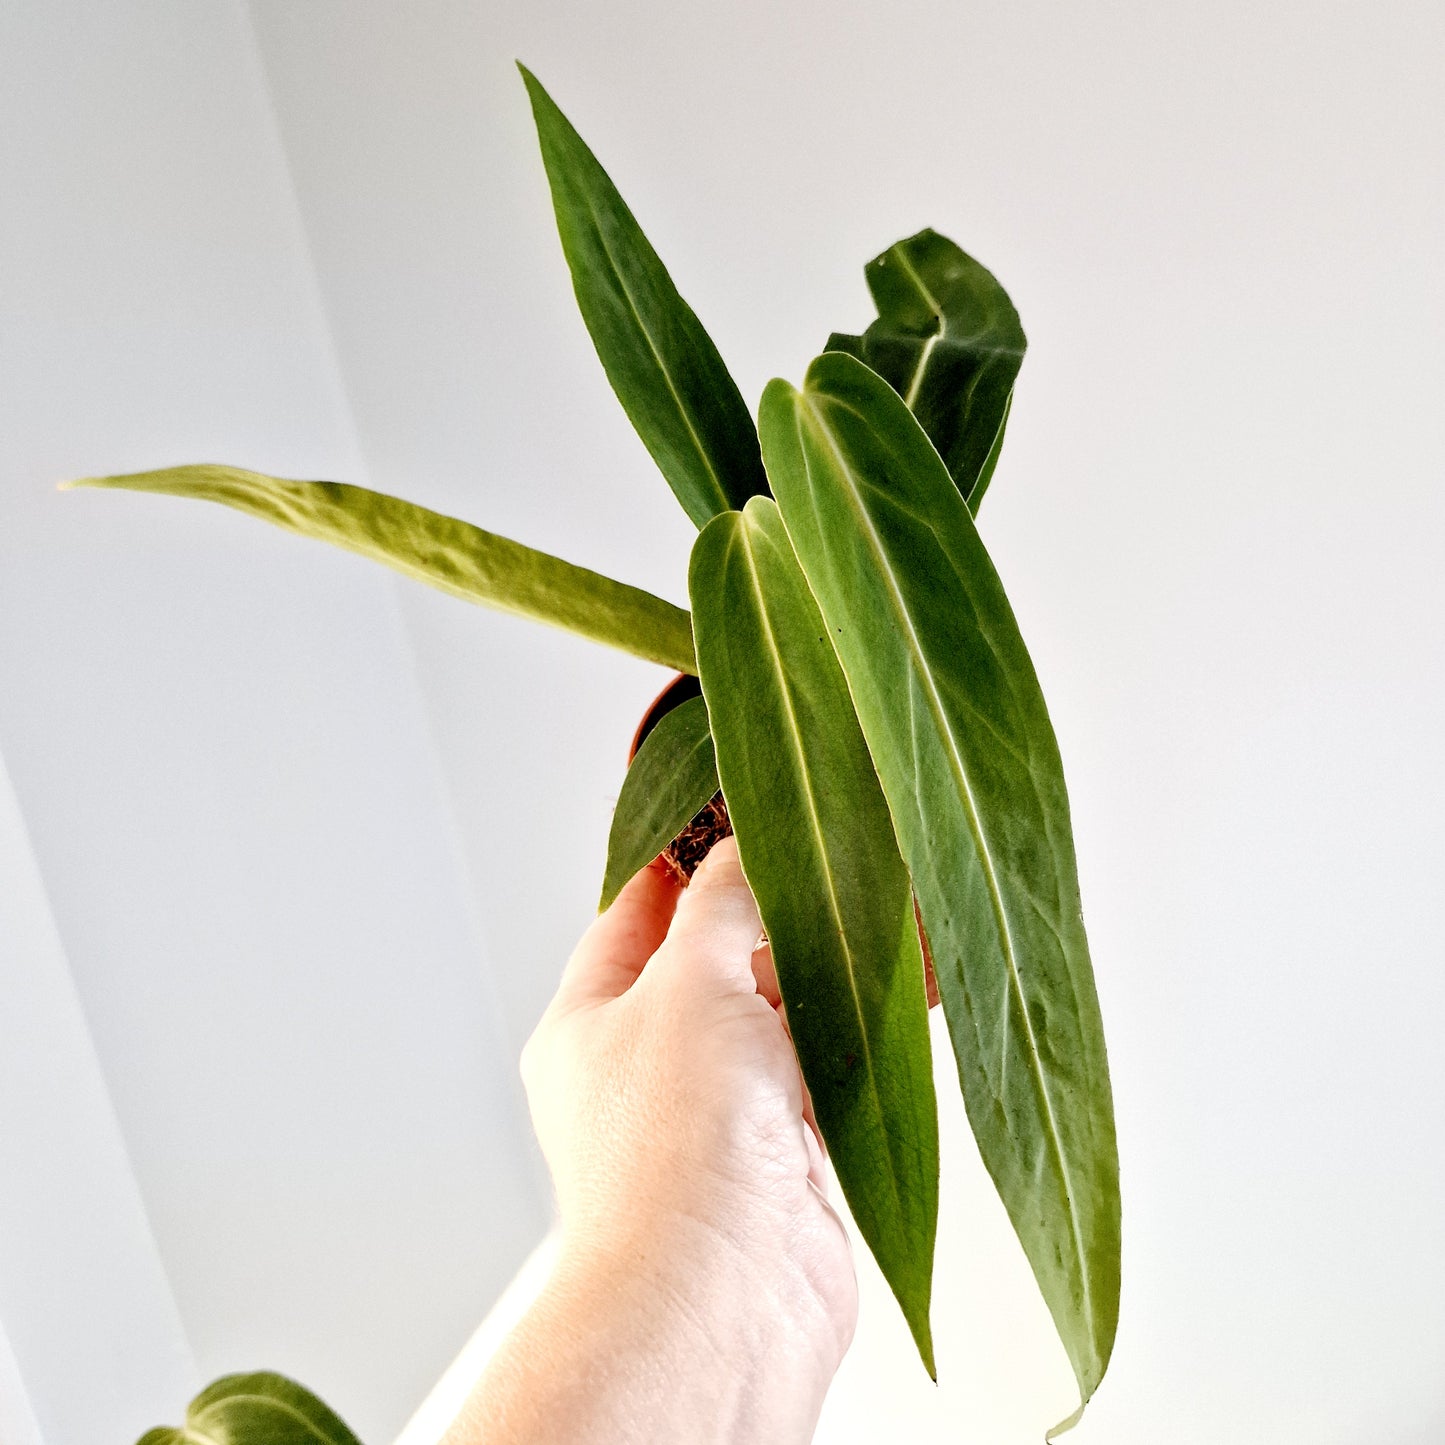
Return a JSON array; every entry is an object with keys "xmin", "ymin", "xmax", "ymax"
[{"xmin": 648, "ymin": 836, "xmax": 762, "ymax": 996}]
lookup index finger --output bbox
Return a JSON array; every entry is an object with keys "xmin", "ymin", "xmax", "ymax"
[{"xmin": 554, "ymin": 859, "xmax": 682, "ymax": 1008}]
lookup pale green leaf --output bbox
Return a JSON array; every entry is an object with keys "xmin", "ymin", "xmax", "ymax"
[
  {"xmin": 761, "ymin": 352, "xmax": 1119, "ymax": 1418},
  {"xmin": 520, "ymin": 65, "xmax": 767, "ymax": 527},
  {"xmin": 136, "ymin": 1371, "xmax": 361, "ymax": 1445},
  {"xmin": 66, "ymin": 465, "xmax": 695, "ymax": 674},
  {"xmin": 827, "ymin": 229, "xmax": 1024, "ymax": 512},
  {"xmin": 599, "ymin": 694, "xmax": 719, "ymax": 911},
  {"xmin": 690, "ymin": 496, "xmax": 939, "ymax": 1374}
]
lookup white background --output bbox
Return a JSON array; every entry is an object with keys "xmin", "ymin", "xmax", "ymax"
[{"xmin": 2, "ymin": 1, "xmax": 1442, "ymax": 1442}]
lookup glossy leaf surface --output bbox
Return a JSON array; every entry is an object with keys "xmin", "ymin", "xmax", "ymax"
[
  {"xmin": 137, "ymin": 1372, "xmax": 360, "ymax": 1445},
  {"xmin": 690, "ymin": 497, "xmax": 939, "ymax": 1373},
  {"xmin": 521, "ymin": 66, "xmax": 767, "ymax": 527},
  {"xmin": 761, "ymin": 353, "xmax": 1119, "ymax": 1419},
  {"xmin": 827, "ymin": 229, "xmax": 1024, "ymax": 512},
  {"xmin": 68, "ymin": 466, "xmax": 696, "ymax": 674},
  {"xmin": 599, "ymin": 694, "xmax": 719, "ymax": 910}
]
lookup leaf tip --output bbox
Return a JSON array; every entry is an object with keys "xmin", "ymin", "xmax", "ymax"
[
  {"xmin": 1044, "ymin": 1397, "xmax": 1088, "ymax": 1442},
  {"xmin": 515, "ymin": 61, "xmax": 566, "ymax": 131},
  {"xmin": 515, "ymin": 60, "xmax": 551, "ymax": 117},
  {"xmin": 901, "ymin": 1294, "xmax": 937, "ymax": 1382}
]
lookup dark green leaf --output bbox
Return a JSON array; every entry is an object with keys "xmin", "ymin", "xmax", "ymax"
[
  {"xmin": 136, "ymin": 1371, "xmax": 361, "ymax": 1445},
  {"xmin": 599, "ymin": 695, "xmax": 719, "ymax": 911},
  {"xmin": 66, "ymin": 465, "xmax": 696, "ymax": 674},
  {"xmin": 969, "ymin": 386, "xmax": 1013, "ymax": 513},
  {"xmin": 827, "ymin": 229, "xmax": 1024, "ymax": 512},
  {"xmin": 761, "ymin": 352, "xmax": 1119, "ymax": 1422},
  {"xmin": 690, "ymin": 497, "xmax": 939, "ymax": 1374},
  {"xmin": 520, "ymin": 65, "xmax": 767, "ymax": 527}
]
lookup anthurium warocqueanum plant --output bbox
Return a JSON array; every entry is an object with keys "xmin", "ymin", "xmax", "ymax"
[{"xmin": 82, "ymin": 66, "xmax": 1120, "ymax": 1445}]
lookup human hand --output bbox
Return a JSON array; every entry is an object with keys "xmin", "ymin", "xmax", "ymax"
[{"xmin": 489, "ymin": 838, "xmax": 858, "ymax": 1444}]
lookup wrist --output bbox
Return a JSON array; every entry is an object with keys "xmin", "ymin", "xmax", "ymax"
[{"xmin": 543, "ymin": 1216, "xmax": 839, "ymax": 1444}]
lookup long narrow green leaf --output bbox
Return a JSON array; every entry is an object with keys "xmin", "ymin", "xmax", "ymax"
[
  {"xmin": 520, "ymin": 65, "xmax": 768, "ymax": 527},
  {"xmin": 66, "ymin": 465, "xmax": 696, "ymax": 674},
  {"xmin": 599, "ymin": 695, "xmax": 719, "ymax": 910},
  {"xmin": 761, "ymin": 352, "xmax": 1119, "ymax": 1424},
  {"xmin": 827, "ymin": 229, "xmax": 1025, "ymax": 512},
  {"xmin": 137, "ymin": 1371, "xmax": 361, "ymax": 1445},
  {"xmin": 690, "ymin": 496, "xmax": 939, "ymax": 1374}
]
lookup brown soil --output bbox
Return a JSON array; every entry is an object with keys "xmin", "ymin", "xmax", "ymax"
[{"xmin": 658, "ymin": 791, "xmax": 732, "ymax": 885}]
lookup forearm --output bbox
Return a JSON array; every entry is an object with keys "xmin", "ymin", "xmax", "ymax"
[{"xmin": 443, "ymin": 1226, "xmax": 830, "ymax": 1445}]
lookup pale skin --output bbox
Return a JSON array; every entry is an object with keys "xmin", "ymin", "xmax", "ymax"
[{"xmin": 442, "ymin": 837, "xmax": 858, "ymax": 1445}]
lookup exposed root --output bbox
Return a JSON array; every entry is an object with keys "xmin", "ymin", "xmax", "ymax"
[{"xmin": 659, "ymin": 791, "xmax": 732, "ymax": 885}]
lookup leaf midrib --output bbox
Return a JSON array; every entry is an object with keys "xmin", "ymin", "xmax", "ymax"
[
  {"xmin": 892, "ymin": 245, "xmax": 946, "ymax": 410},
  {"xmin": 889, "ymin": 243, "xmax": 946, "ymax": 323},
  {"xmin": 795, "ymin": 389, "xmax": 1093, "ymax": 1337},
  {"xmin": 902, "ymin": 331, "xmax": 941, "ymax": 409},
  {"xmin": 888, "ymin": 244, "xmax": 1024, "ymax": 369}
]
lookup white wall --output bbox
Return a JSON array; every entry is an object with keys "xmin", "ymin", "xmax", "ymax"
[
  {"xmin": 2, "ymin": 0, "xmax": 1442, "ymax": 1441},
  {"xmin": 0, "ymin": 752, "xmax": 195, "ymax": 1444},
  {"xmin": 0, "ymin": 4, "xmax": 543, "ymax": 1440}
]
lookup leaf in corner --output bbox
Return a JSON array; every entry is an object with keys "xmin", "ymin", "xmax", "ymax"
[
  {"xmin": 520, "ymin": 65, "xmax": 768, "ymax": 527},
  {"xmin": 136, "ymin": 1371, "xmax": 362, "ymax": 1445},
  {"xmin": 827, "ymin": 228, "xmax": 1025, "ymax": 513}
]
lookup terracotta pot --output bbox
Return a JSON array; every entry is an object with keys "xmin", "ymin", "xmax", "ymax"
[
  {"xmin": 628, "ymin": 671, "xmax": 702, "ymax": 762},
  {"xmin": 625, "ymin": 673, "xmax": 729, "ymax": 885}
]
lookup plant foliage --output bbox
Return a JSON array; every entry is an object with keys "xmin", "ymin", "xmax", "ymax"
[
  {"xmin": 827, "ymin": 228, "xmax": 1025, "ymax": 514},
  {"xmin": 101, "ymin": 65, "xmax": 1120, "ymax": 1445},
  {"xmin": 520, "ymin": 64, "xmax": 768, "ymax": 526}
]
